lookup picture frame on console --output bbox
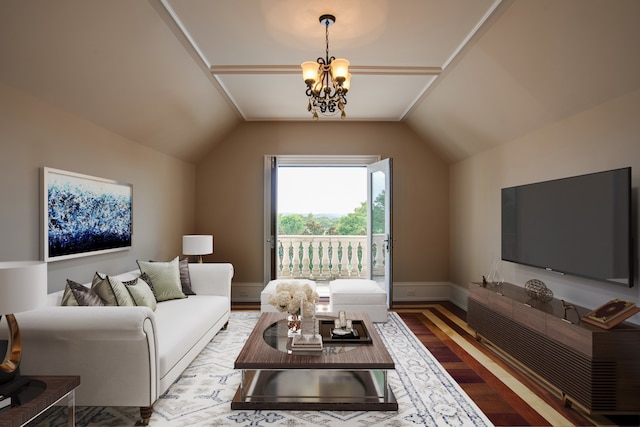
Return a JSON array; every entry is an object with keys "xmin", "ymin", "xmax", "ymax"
[{"xmin": 42, "ymin": 167, "xmax": 132, "ymax": 262}]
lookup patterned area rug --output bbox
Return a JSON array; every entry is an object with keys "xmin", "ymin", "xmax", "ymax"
[{"xmin": 34, "ymin": 312, "xmax": 493, "ymax": 426}]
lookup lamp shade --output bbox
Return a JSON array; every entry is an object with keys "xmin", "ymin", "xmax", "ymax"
[
  {"xmin": 182, "ymin": 235, "xmax": 213, "ymax": 256},
  {"xmin": 330, "ymin": 58, "xmax": 349, "ymax": 82},
  {"xmin": 0, "ymin": 261, "xmax": 47, "ymax": 315},
  {"xmin": 301, "ymin": 61, "xmax": 319, "ymax": 84}
]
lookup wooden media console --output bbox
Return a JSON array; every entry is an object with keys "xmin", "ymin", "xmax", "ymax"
[{"xmin": 467, "ymin": 281, "xmax": 640, "ymax": 414}]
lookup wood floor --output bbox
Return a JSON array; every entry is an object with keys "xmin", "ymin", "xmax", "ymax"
[{"xmin": 233, "ymin": 301, "xmax": 640, "ymax": 427}]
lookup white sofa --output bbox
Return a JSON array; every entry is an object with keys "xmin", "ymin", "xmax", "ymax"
[{"xmin": 12, "ymin": 262, "xmax": 233, "ymax": 423}]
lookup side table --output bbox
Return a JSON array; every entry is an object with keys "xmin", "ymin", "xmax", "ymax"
[{"xmin": 0, "ymin": 375, "xmax": 80, "ymax": 427}]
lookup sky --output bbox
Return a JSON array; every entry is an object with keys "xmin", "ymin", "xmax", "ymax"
[{"xmin": 277, "ymin": 167, "xmax": 366, "ymax": 215}]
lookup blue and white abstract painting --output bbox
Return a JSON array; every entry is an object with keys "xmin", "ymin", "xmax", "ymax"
[{"xmin": 44, "ymin": 168, "xmax": 132, "ymax": 261}]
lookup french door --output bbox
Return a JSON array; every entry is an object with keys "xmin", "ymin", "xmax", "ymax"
[
  {"xmin": 264, "ymin": 155, "xmax": 392, "ymax": 303},
  {"xmin": 367, "ymin": 158, "xmax": 392, "ymax": 308}
]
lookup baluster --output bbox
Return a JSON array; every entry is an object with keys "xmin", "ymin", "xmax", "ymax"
[
  {"xmin": 298, "ymin": 242, "xmax": 304, "ymax": 278},
  {"xmin": 318, "ymin": 242, "xmax": 324, "ymax": 278},
  {"xmin": 278, "ymin": 241, "xmax": 284, "ymax": 275},
  {"xmin": 288, "ymin": 242, "xmax": 294, "ymax": 274},
  {"xmin": 372, "ymin": 243, "xmax": 378, "ymax": 270},
  {"xmin": 328, "ymin": 242, "xmax": 334, "ymax": 278},
  {"xmin": 337, "ymin": 242, "xmax": 343, "ymax": 277},
  {"xmin": 307, "ymin": 242, "xmax": 314, "ymax": 278},
  {"xmin": 347, "ymin": 242, "xmax": 353, "ymax": 276},
  {"xmin": 357, "ymin": 242, "xmax": 363, "ymax": 276}
]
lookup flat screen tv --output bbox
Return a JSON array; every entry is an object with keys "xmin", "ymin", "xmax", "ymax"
[{"xmin": 502, "ymin": 167, "xmax": 633, "ymax": 287}]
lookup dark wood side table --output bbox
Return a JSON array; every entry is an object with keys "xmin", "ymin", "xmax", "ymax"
[{"xmin": 0, "ymin": 375, "xmax": 80, "ymax": 427}]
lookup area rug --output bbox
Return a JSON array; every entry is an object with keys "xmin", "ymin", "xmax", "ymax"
[{"xmin": 34, "ymin": 312, "xmax": 493, "ymax": 426}]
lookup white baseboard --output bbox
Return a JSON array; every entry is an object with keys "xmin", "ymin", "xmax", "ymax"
[{"xmin": 232, "ymin": 281, "xmax": 470, "ymax": 311}]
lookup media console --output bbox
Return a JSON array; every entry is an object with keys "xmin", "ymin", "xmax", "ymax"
[{"xmin": 467, "ymin": 281, "xmax": 640, "ymax": 414}]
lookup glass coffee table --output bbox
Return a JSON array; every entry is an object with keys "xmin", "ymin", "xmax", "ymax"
[{"xmin": 231, "ymin": 312, "xmax": 397, "ymax": 411}]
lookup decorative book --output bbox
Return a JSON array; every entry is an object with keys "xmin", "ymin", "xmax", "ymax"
[
  {"xmin": 290, "ymin": 334, "xmax": 323, "ymax": 352},
  {"xmin": 582, "ymin": 299, "xmax": 640, "ymax": 329}
]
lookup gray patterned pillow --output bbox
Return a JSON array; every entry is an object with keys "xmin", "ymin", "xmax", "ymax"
[
  {"xmin": 179, "ymin": 257, "xmax": 196, "ymax": 295},
  {"xmin": 62, "ymin": 280, "xmax": 104, "ymax": 306},
  {"xmin": 91, "ymin": 272, "xmax": 118, "ymax": 306},
  {"xmin": 137, "ymin": 257, "xmax": 186, "ymax": 302}
]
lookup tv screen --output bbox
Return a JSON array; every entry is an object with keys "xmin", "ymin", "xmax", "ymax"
[{"xmin": 502, "ymin": 167, "xmax": 633, "ymax": 287}]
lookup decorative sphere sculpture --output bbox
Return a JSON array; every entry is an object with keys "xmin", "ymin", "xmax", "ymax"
[{"xmin": 524, "ymin": 279, "xmax": 554, "ymax": 302}]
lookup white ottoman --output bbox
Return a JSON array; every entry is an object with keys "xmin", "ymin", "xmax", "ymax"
[
  {"xmin": 261, "ymin": 279, "xmax": 317, "ymax": 313},
  {"xmin": 329, "ymin": 279, "xmax": 388, "ymax": 322}
]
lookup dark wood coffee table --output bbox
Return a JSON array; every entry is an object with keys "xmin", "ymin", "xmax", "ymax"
[
  {"xmin": 232, "ymin": 312, "xmax": 397, "ymax": 411},
  {"xmin": 0, "ymin": 375, "xmax": 80, "ymax": 427}
]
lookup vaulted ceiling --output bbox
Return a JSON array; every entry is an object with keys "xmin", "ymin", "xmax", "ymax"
[{"xmin": 1, "ymin": 0, "xmax": 639, "ymax": 163}]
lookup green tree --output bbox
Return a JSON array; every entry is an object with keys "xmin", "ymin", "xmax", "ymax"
[
  {"xmin": 337, "ymin": 202, "xmax": 366, "ymax": 235},
  {"xmin": 304, "ymin": 213, "xmax": 325, "ymax": 235},
  {"xmin": 371, "ymin": 190, "xmax": 386, "ymax": 234},
  {"xmin": 279, "ymin": 214, "xmax": 305, "ymax": 235}
]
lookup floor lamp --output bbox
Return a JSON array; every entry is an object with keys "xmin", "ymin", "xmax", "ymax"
[
  {"xmin": 0, "ymin": 261, "xmax": 48, "ymax": 400},
  {"xmin": 182, "ymin": 235, "xmax": 213, "ymax": 263}
]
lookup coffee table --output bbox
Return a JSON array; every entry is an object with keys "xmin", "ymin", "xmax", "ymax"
[
  {"xmin": 231, "ymin": 312, "xmax": 397, "ymax": 411},
  {"xmin": 0, "ymin": 375, "xmax": 80, "ymax": 427}
]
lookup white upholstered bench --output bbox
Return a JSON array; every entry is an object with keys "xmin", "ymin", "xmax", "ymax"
[
  {"xmin": 329, "ymin": 279, "xmax": 388, "ymax": 322},
  {"xmin": 260, "ymin": 279, "xmax": 317, "ymax": 312}
]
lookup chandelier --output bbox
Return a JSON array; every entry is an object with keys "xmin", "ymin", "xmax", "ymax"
[{"xmin": 301, "ymin": 14, "xmax": 351, "ymax": 120}]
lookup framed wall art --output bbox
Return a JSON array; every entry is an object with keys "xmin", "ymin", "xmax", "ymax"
[{"xmin": 42, "ymin": 167, "xmax": 132, "ymax": 262}]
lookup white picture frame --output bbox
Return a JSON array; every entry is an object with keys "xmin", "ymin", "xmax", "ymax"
[{"xmin": 42, "ymin": 167, "xmax": 132, "ymax": 262}]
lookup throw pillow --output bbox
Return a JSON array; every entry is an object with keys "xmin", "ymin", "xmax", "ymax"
[
  {"xmin": 140, "ymin": 272, "xmax": 157, "ymax": 299},
  {"xmin": 125, "ymin": 277, "xmax": 157, "ymax": 311},
  {"xmin": 61, "ymin": 280, "xmax": 104, "ymax": 307},
  {"xmin": 91, "ymin": 272, "xmax": 118, "ymax": 306},
  {"xmin": 137, "ymin": 257, "xmax": 186, "ymax": 302},
  {"xmin": 106, "ymin": 276, "xmax": 136, "ymax": 306},
  {"xmin": 179, "ymin": 257, "xmax": 196, "ymax": 295}
]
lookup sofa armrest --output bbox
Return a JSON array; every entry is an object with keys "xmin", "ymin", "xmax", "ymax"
[
  {"xmin": 11, "ymin": 306, "xmax": 159, "ymax": 407},
  {"xmin": 15, "ymin": 306, "xmax": 156, "ymax": 340},
  {"xmin": 188, "ymin": 263, "xmax": 233, "ymax": 298}
]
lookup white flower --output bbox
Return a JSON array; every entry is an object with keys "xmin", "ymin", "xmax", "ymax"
[{"xmin": 268, "ymin": 282, "xmax": 319, "ymax": 315}]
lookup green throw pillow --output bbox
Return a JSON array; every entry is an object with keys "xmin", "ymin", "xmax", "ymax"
[
  {"xmin": 106, "ymin": 276, "xmax": 136, "ymax": 306},
  {"xmin": 125, "ymin": 277, "xmax": 157, "ymax": 311},
  {"xmin": 137, "ymin": 257, "xmax": 186, "ymax": 302}
]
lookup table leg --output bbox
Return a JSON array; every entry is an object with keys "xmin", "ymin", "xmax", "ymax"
[{"xmin": 66, "ymin": 389, "xmax": 75, "ymax": 427}]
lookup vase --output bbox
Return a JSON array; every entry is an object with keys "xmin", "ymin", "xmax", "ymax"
[
  {"xmin": 487, "ymin": 253, "xmax": 504, "ymax": 285},
  {"xmin": 287, "ymin": 313, "xmax": 301, "ymax": 336}
]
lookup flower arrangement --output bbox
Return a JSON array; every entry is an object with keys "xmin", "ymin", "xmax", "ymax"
[{"xmin": 268, "ymin": 282, "xmax": 319, "ymax": 316}]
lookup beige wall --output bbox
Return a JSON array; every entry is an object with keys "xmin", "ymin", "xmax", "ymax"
[
  {"xmin": 195, "ymin": 121, "xmax": 450, "ymax": 284},
  {"xmin": 450, "ymin": 89, "xmax": 640, "ymax": 316},
  {"xmin": 0, "ymin": 84, "xmax": 196, "ymax": 292}
]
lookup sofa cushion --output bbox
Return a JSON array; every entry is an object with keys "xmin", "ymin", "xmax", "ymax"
[
  {"xmin": 153, "ymin": 295, "xmax": 229, "ymax": 378},
  {"xmin": 61, "ymin": 280, "xmax": 104, "ymax": 307},
  {"xmin": 137, "ymin": 257, "xmax": 186, "ymax": 302}
]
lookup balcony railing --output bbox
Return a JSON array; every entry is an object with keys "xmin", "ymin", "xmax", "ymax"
[{"xmin": 276, "ymin": 235, "xmax": 386, "ymax": 280}]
